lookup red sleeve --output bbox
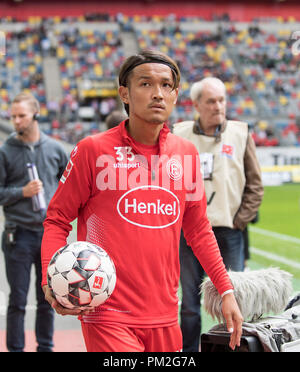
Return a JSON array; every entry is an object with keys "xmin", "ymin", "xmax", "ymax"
[
  {"xmin": 181, "ymin": 151, "xmax": 233, "ymax": 296},
  {"xmin": 41, "ymin": 137, "xmax": 94, "ymax": 286}
]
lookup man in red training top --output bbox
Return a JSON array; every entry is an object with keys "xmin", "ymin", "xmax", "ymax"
[{"xmin": 41, "ymin": 50, "xmax": 243, "ymax": 352}]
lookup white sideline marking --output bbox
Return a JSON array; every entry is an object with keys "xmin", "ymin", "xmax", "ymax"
[
  {"xmin": 249, "ymin": 226, "xmax": 300, "ymax": 245},
  {"xmin": 251, "ymin": 246, "xmax": 300, "ymax": 270}
]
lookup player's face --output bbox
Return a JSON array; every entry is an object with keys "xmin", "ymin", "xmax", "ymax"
[
  {"xmin": 11, "ymin": 101, "xmax": 36, "ymax": 135},
  {"xmin": 195, "ymin": 84, "xmax": 226, "ymax": 129},
  {"xmin": 119, "ymin": 63, "xmax": 178, "ymax": 126}
]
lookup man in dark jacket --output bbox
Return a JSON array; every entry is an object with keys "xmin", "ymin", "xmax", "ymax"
[{"xmin": 0, "ymin": 93, "xmax": 68, "ymax": 352}]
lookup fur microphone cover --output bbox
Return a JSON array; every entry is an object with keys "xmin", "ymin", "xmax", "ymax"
[{"xmin": 201, "ymin": 268, "xmax": 293, "ymax": 322}]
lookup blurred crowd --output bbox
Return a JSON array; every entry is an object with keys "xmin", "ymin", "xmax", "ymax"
[{"xmin": 0, "ymin": 13, "xmax": 299, "ymax": 145}]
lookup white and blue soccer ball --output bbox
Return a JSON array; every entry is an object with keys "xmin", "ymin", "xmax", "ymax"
[{"xmin": 47, "ymin": 241, "xmax": 116, "ymax": 309}]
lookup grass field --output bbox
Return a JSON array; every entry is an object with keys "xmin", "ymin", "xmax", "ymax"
[
  {"xmin": 248, "ymin": 184, "xmax": 300, "ymax": 282},
  {"xmin": 199, "ymin": 183, "xmax": 300, "ymax": 333}
]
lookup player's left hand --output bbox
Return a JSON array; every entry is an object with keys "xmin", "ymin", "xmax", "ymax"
[{"xmin": 221, "ymin": 292, "xmax": 243, "ymax": 350}]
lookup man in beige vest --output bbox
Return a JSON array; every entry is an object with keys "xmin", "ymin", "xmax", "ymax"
[{"xmin": 173, "ymin": 77, "xmax": 263, "ymax": 351}]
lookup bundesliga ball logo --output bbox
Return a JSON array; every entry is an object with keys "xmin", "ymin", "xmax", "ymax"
[{"xmin": 47, "ymin": 241, "xmax": 116, "ymax": 309}]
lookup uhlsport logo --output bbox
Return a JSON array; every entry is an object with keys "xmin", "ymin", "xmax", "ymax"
[{"xmin": 117, "ymin": 185, "xmax": 180, "ymax": 229}]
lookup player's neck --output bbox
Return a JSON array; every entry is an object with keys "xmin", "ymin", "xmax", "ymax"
[{"xmin": 126, "ymin": 119, "xmax": 163, "ymax": 146}]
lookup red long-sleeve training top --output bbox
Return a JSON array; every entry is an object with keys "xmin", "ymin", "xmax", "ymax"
[{"xmin": 41, "ymin": 121, "xmax": 233, "ymax": 327}]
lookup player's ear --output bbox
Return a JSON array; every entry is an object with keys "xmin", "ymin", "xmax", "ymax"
[{"xmin": 119, "ymin": 86, "xmax": 129, "ymax": 104}]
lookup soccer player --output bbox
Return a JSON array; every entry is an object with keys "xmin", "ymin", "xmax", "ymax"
[{"xmin": 41, "ymin": 50, "xmax": 243, "ymax": 352}]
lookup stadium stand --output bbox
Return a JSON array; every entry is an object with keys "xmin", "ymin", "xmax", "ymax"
[
  {"xmin": 0, "ymin": 0, "xmax": 299, "ymax": 145},
  {"xmin": 133, "ymin": 20, "xmax": 256, "ymax": 125}
]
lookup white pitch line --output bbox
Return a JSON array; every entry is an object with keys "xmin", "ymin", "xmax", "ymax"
[
  {"xmin": 251, "ymin": 246, "xmax": 300, "ymax": 270},
  {"xmin": 249, "ymin": 226, "xmax": 300, "ymax": 245}
]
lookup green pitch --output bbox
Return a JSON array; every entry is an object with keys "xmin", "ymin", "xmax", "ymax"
[
  {"xmin": 252, "ymin": 184, "xmax": 300, "ymax": 239},
  {"xmin": 248, "ymin": 184, "xmax": 300, "ymax": 281}
]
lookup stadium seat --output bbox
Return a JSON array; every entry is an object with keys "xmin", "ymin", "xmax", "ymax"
[{"xmin": 0, "ymin": 12, "xmax": 298, "ymax": 145}]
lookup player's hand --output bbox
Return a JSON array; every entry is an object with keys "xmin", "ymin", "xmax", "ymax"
[
  {"xmin": 23, "ymin": 180, "xmax": 43, "ymax": 198},
  {"xmin": 221, "ymin": 292, "xmax": 243, "ymax": 350},
  {"xmin": 43, "ymin": 285, "xmax": 92, "ymax": 316}
]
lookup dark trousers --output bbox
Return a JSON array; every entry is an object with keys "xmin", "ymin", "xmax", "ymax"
[
  {"xmin": 179, "ymin": 227, "xmax": 244, "ymax": 352},
  {"xmin": 2, "ymin": 226, "xmax": 54, "ymax": 352}
]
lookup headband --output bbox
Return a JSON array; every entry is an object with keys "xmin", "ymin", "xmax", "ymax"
[{"xmin": 119, "ymin": 59, "xmax": 179, "ymax": 87}]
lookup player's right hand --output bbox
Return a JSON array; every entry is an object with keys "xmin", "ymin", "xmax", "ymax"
[{"xmin": 42, "ymin": 285, "xmax": 90, "ymax": 316}]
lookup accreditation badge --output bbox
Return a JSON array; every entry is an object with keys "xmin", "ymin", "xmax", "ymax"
[{"xmin": 199, "ymin": 153, "xmax": 214, "ymax": 180}]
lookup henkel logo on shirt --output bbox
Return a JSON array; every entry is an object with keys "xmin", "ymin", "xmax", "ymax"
[{"xmin": 117, "ymin": 185, "xmax": 180, "ymax": 229}]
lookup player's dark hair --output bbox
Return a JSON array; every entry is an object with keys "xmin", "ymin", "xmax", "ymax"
[{"xmin": 118, "ymin": 49, "xmax": 181, "ymax": 115}]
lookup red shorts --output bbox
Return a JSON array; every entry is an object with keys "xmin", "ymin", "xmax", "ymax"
[{"xmin": 81, "ymin": 322, "xmax": 182, "ymax": 352}]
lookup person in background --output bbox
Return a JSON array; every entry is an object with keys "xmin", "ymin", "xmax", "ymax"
[
  {"xmin": 105, "ymin": 110, "xmax": 128, "ymax": 130},
  {"xmin": 0, "ymin": 93, "xmax": 68, "ymax": 352},
  {"xmin": 173, "ymin": 77, "xmax": 263, "ymax": 351},
  {"xmin": 243, "ymin": 212, "xmax": 259, "ymax": 268}
]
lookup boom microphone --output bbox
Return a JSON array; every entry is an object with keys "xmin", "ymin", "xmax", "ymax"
[{"xmin": 201, "ymin": 267, "xmax": 293, "ymax": 322}]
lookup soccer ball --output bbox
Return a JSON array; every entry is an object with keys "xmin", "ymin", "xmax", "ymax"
[{"xmin": 47, "ymin": 241, "xmax": 116, "ymax": 309}]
